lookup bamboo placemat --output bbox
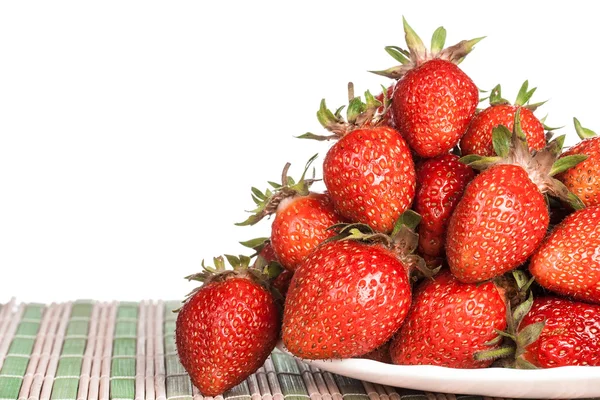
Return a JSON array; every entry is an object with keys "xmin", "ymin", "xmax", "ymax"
[{"xmin": 0, "ymin": 299, "xmax": 561, "ymax": 400}]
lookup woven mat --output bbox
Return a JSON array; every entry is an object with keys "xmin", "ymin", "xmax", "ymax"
[{"xmin": 0, "ymin": 299, "xmax": 556, "ymax": 400}]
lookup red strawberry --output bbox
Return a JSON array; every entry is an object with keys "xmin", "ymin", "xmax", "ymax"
[
  {"xmin": 282, "ymin": 220, "xmax": 421, "ymax": 359},
  {"xmin": 372, "ymin": 18, "xmax": 480, "ymax": 158},
  {"xmin": 529, "ymin": 206, "xmax": 600, "ymax": 304},
  {"xmin": 460, "ymin": 81, "xmax": 547, "ymax": 156},
  {"xmin": 446, "ymin": 111, "xmax": 585, "ymax": 283},
  {"xmin": 518, "ymin": 296, "xmax": 600, "ymax": 368},
  {"xmin": 414, "ymin": 154, "xmax": 475, "ymax": 260},
  {"xmin": 390, "ymin": 270, "xmax": 507, "ymax": 368},
  {"xmin": 272, "ymin": 269, "xmax": 293, "ymax": 298},
  {"xmin": 357, "ymin": 340, "xmax": 392, "ymax": 364},
  {"xmin": 175, "ymin": 256, "xmax": 280, "ymax": 396},
  {"xmin": 237, "ymin": 156, "xmax": 345, "ymax": 271},
  {"xmin": 302, "ymin": 90, "xmax": 416, "ymax": 233},
  {"xmin": 556, "ymin": 118, "xmax": 600, "ymax": 207}
]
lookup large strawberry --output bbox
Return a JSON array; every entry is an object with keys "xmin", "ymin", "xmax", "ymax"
[
  {"xmin": 175, "ymin": 256, "xmax": 280, "ymax": 396},
  {"xmin": 460, "ymin": 81, "xmax": 548, "ymax": 157},
  {"xmin": 446, "ymin": 111, "xmax": 586, "ymax": 283},
  {"xmin": 529, "ymin": 206, "xmax": 600, "ymax": 304},
  {"xmin": 518, "ymin": 296, "xmax": 600, "ymax": 368},
  {"xmin": 556, "ymin": 118, "xmax": 600, "ymax": 207},
  {"xmin": 371, "ymin": 18, "xmax": 480, "ymax": 158},
  {"xmin": 414, "ymin": 154, "xmax": 475, "ymax": 261},
  {"xmin": 301, "ymin": 89, "xmax": 415, "ymax": 233},
  {"xmin": 237, "ymin": 156, "xmax": 345, "ymax": 271},
  {"xmin": 390, "ymin": 270, "xmax": 507, "ymax": 368},
  {"xmin": 282, "ymin": 215, "xmax": 424, "ymax": 359}
]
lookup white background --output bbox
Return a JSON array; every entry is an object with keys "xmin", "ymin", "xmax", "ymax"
[{"xmin": 1, "ymin": 1, "xmax": 598, "ymax": 303}]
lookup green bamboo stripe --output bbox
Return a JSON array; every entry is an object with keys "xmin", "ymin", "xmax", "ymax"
[
  {"xmin": 269, "ymin": 353, "xmax": 309, "ymax": 400},
  {"xmin": 0, "ymin": 303, "xmax": 44, "ymax": 400},
  {"xmin": 110, "ymin": 302, "xmax": 139, "ymax": 400},
  {"xmin": 51, "ymin": 301, "xmax": 94, "ymax": 400},
  {"xmin": 163, "ymin": 302, "xmax": 193, "ymax": 400},
  {"xmin": 332, "ymin": 375, "xmax": 369, "ymax": 400},
  {"xmin": 223, "ymin": 380, "xmax": 251, "ymax": 400}
]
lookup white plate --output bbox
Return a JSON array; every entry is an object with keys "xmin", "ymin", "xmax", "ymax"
[{"xmin": 276, "ymin": 342, "xmax": 600, "ymax": 399}]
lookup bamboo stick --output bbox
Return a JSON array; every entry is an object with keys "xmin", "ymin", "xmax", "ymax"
[
  {"xmin": 0, "ymin": 298, "xmax": 17, "ymax": 350},
  {"xmin": 146, "ymin": 301, "xmax": 156, "ymax": 400},
  {"xmin": 77, "ymin": 302, "xmax": 101, "ymax": 400},
  {"xmin": 254, "ymin": 366, "xmax": 272, "ymax": 400},
  {"xmin": 321, "ymin": 372, "xmax": 343, "ymax": 400},
  {"xmin": 100, "ymin": 302, "xmax": 118, "ymax": 400},
  {"xmin": 111, "ymin": 302, "xmax": 139, "ymax": 400},
  {"xmin": 0, "ymin": 302, "xmax": 25, "ymax": 371},
  {"xmin": 39, "ymin": 302, "xmax": 73, "ymax": 400},
  {"xmin": 381, "ymin": 385, "xmax": 401, "ymax": 400},
  {"xmin": 163, "ymin": 301, "xmax": 193, "ymax": 400},
  {"xmin": 135, "ymin": 301, "xmax": 147, "ymax": 400},
  {"xmin": 154, "ymin": 300, "xmax": 167, "ymax": 400}
]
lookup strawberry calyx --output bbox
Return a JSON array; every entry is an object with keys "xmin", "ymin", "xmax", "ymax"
[
  {"xmin": 240, "ymin": 237, "xmax": 285, "ymax": 279},
  {"xmin": 299, "ymin": 83, "xmax": 390, "ymax": 140},
  {"xmin": 326, "ymin": 210, "xmax": 435, "ymax": 281},
  {"xmin": 236, "ymin": 154, "xmax": 320, "ymax": 226},
  {"xmin": 459, "ymin": 109, "xmax": 588, "ymax": 210},
  {"xmin": 487, "ymin": 80, "xmax": 547, "ymax": 111},
  {"xmin": 474, "ymin": 270, "xmax": 544, "ymax": 369},
  {"xmin": 370, "ymin": 17, "xmax": 484, "ymax": 80},
  {"xmin": 574, "ymin": 117, "xmax": 598, "ymax": 140}
]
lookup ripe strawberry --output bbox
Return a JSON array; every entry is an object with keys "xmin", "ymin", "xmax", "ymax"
[
  {"xmin": 272, "ymin": 269, "xmax": 293, "ymax": 298},
  {"xmin": 237, "ymin": 156, "xmax": 345, "ymax": 271},
  {"xmin": 302, "ymin": 89, "xmax": 416, "ymax": 233},
  {"xmin": 282, "ymin": 217, "xmax": 424, "ymax": 360},
  {"xmin": 460, "ymin": 81, "xmax": 547, "ymax": 156},
  {"xmin": 175, "ymin": 256, "xmax": 280, "ymax": 396},
  {"xmin": 357, "ymin": 340, "xmax": 392, "ymax": 364},
  {"xmin": 372, "ymin": 18, "xmax": 480, "ymax": 158},
  {"xmin": 414, "ymin": 154, "xmax": 475, "ymax": 260},
  {"xmin": 518, "ymin": 296, "xmax": 600, "ymax": 368},
  {"xmin": 556, "ymin": 118, "xmax": 600, "ymax": 207},
  {"xmin": 446, "ymin": 111, "xmax": 586, "ymax": 283},
  {"xmin": 390, "ymin": 270, "xmax": 507, "ymax": 368},
  {"xmin": 529, "ymin": 206, "xmax": 600, "ymax": 304}
]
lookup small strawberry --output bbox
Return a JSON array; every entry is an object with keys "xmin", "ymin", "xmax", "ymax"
[
  {"xmin": 529, "ymin": 206, "xmax": 600, "ymax": 304},
  {"xmin": 446, "ymin": 111, "xmax": 586, "ymax": 283},
  {"xmin": 301, "ymin": 88, "xmax": 416, "ymax": 233},
  {"xmin": 414, "ymin": 154, "xmax": 475, "ymax": 261},
  {"xmin": 518, "ymin": 296, "xmax": 600, "ymax": 368},
  {"xmin": 390, "ymin": 270, "xmax": 507, "ymax": 368},
  {"xmin": 460, "ymin": 81, "xmax": 548, "ymax": 156},
  {"xmin": 237, "ymin": 156, "xmax": 345, "ymax": 271},
  {"xmin": 282, "ymin": 214, "xmax": 424, "ymax": 359},
  {"xmin": 556, "ymin": 118, "xmax": 600, "ymax": 207},
  {"xmin": 175, "ymin": 255, "xmax": 280, "ymax": 396},
  {"xmin": 371, "ymin": 18, "xmax": 481, "ymax": 158}
]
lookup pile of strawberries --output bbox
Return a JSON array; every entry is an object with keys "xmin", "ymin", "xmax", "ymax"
[{"xmin": 174, "ymin": 19, "xmax": 600, "ymax": 396}]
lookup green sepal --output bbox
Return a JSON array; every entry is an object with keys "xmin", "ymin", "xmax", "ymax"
[
  {"xmin": 515, "ymin": 320, "xmax": 545, "ymax": 357},
  {"xmin": 239, "ymin": 237, "xmax": 269, "ymax": 250},
  {"xmin": 524, "ymin": 100, "xmax": 547, "ymax": 112},
  {"xmin": 368, "ymin": 65, "xmax": 410, "ymax": 79},
  {"xmin": 547, "ymin": 134, "xmax": 566, "ymax": 157},
  {"xmin": 458, "ymin": 154, "xmax": 484, "ymax": 165},
  {"xmin": 263, "ymin": 261, "xmax": 283, "ymax": 280},
  {"xmin": 347, "ymin": 96, "xmax": 366, "ymax": 125},
  {"xmin": 384, "ymin": 45, "xmax": 410, "ymax": 64},
  {"xmin": 468, "ymin": 156, "xmax": 502, "ymax": 171},
  {"xmin": 515, "ymin": 357, "xmax": 539, "ymax": 369},
  {"xmin": 512, "ymin": 292, "xmax": 534, "ymax": 329},
  {"xmin": 449, "ymin": 36, "xmax": 485, "ymax": 65},
  {"xmin": 489, "ymin": 84, "xmax": 510, "ymax": 106},
  {"xmin": 514, "ymin": 80, "xmax": 536, "ymax": 106},
  {"xmin": 317, "ymin": 99, "xmax": 344, "ymax": 129},
  {"xmin": 297, "ymin": 132, "xmax": 338, "ymax": 141},
  {"xmin": 574, "ymin": 117, "xmax": 598, "ymax": 139},
  {"xmin": 391, "ymin": 210, "xmax": 422, "ymax": 236},
  {"xmin": 430, "ymin": 26, "xmax": 446, "ymax": 54},
  {"xmin": 473, "ymin": 345, "xmax": 515, "ymax": 362},
  {"xmin": 402, "ymin": 16, "xmax": 426, "ymax": 61},
  {"xmin": 548, "ymin": 178, "xmax": 586, "ymax": 210},
  {"xmin": 492, "ymin": 125, "xmax": 513, "ymax": 158},
  {"xmin": 549, "ymin": 154, "xmax": 588, "ymax": 176}
]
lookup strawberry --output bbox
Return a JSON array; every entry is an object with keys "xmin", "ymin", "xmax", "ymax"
[
  {"xmin": 460, "ymin": 81, "xmax": 547, "ymax": 156},
  {"xmin": 175, "ymin": 256, "xmax": 280, "ymax": 396},
  {"xmin": 389, "ymin": 270, "xmax": 507, "ymax": 368},
  {"xmin": 282, "ymin": 216, "xmax": 424, "ymax": 359},
  {"xmin": 301, "ymin": 89, "xmax": 416, "ymax": 233},
  {"xmin": 414, "ymin": 154, "xmax": 475, "ymax": 261},
  {"xmin": 272, "ymin": 269, "xmax": 293, "ymax": 298},
  {"xmin": 529, "ymin": 206, "xmax": 600, "ymax": 304},
  {"xmin": 446, "ymin": 111, "xmax": 586, "ymax": 283},
  {"xmin": 357, "ymin": 340, "xmax": 392, "ymax": 364},
  {"xmin": 518, "ymin": 296, "xmax": 600, "ymax": 368},
  {"xmin": 555, "ymin": 118, "xmax": 600, "ymax": 207},
  {"xmin": 372, "ymin": 18, "xmax": 480, "ymax": 158},
  {"xmin": 237, "ymin": 156, "xmax": 344, "ymax": 271}
]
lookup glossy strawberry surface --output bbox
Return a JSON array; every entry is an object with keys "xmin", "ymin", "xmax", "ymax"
[
  {"xmin": 460, "ymin": 104, "xmax": 546, "ymax": 156},
  {"xmin": 271, "ymin": 192, "xmax": 343, "ymax": 271},
  {"xmin": 446, "ymin": 164, "xmax": 549, "ymax": 282},
  {"xmin": 556, "ymin": 136, "xmax": 600, "ymax": 207},
  {"xmin": 520, "ymin": 296, "xmax": 600, "ymax": 368},
  {"xmin": 282, "ymin": 240, "xmax": 412, "ymax": 359},
  {"xmin": 530, "ymin": 206, "xmax": 600, "ymax": 304},
  {"xmin": 323, "ymin": 126, "xmax": 415, "ymax": 233},
  {"xmin": 392, "ymin": 59, "xmax": 478, "ymax": 158},
  {"xmin": 175, "ymin": 276, "xmax": 279, "ymax": 396},
  {"xmin": 414, "ymin": 154, "xmax": 475, "ymax": 259},
  {"xmin": 390, "ymin": 270, "xmax": 506, "ymax": 368}
]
